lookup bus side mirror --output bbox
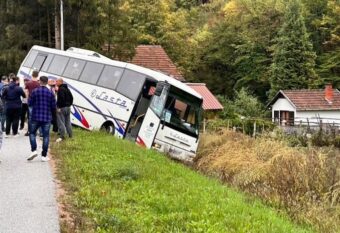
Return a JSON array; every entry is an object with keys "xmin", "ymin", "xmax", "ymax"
[{"xmin": 154, "ymin": 86, "xmax": 163, "ymax": 96}]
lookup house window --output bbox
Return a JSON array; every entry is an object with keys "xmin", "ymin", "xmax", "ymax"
[
  {"xmin": 288, "ymin": 112, "xmax": 294, "ymax": 126},
  {"xmin": 274, "ymin": 111, "xmax": 295, "ymax": 126}
]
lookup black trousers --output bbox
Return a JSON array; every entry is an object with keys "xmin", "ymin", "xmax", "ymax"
[
  {"xmin": 6, "ymin": 107, "xmax": 22, "ymax": 135},
  {"xmin": 51, "ymin": 109, "xmax": 58, "ymax": 132},
  {"xmin": 20, "ymin": 103, "xmax": 28, "ymax": 129}
]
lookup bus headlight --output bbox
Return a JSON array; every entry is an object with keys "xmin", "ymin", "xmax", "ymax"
[{"xmin": 152, "ymin": 143, "xmax": 161, "ymax": 149}]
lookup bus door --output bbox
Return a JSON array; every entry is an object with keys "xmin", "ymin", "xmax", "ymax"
[
  {"xmin": 135, "ymin": 82, "xmax": 170, "ymax": 148},
  {"xmin": 125, "ymin": 80, "xmax": 157, "ymax": 141}
]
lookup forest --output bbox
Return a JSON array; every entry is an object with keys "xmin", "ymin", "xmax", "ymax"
[{"xmin": 0, "ymin": 0, "xmax": 339, "ymax": 103}]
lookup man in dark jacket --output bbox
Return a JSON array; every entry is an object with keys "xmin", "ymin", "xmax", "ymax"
[
  {"xmin": 55, "ymin": 78, "xmax": 73, "ymax": 142},
  {"xmin": 2, "ymin": 76, "xmax": 26, "ymax": 137}
]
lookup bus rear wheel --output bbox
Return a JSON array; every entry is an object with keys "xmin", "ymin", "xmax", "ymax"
[{"xmin": 100, "ymin": 122, "xmax": 115, "ymax": 135}]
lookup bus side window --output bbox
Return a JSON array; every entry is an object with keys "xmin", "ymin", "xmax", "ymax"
[
  {"xmin": 116, "ymin": 70, "xmax": 146, "ymax": 101},
  {"xmin": 32, "ymin": 54, "xmax": 47, "ymax": 71},
  {"xmin": 23, "ymin": 50, "xmax": 38, "ymax": 68},
  {"xmin": 41, "ymin": 54, "xmax": 54, "ymax": 72},
  {"xmin": 63, "ymin": 58, "xmax": 86, "ymax": 80},
  {"xmin": 79, "ymin": 62, "xmax": 104, "ymax": 84},
  {"xmin": 97, "ymin": 65, "xmax": 124, "ymax": 90},
  {"xmin": 48, "ymin": 55, "xmax": 69, "ymax": 76}
]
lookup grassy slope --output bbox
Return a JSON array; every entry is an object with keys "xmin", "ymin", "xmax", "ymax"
[{"xmin": 52, "ymin": 129, "xmax": 314, "ymax": 233}]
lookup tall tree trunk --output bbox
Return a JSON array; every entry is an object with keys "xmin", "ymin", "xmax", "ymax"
[
  {"xmin": 55, "ymin": 0, "xmax": 61, "ymax": 49},
  {"xmin": 77, "ymin": 8, "xmax": 80, "ymax": 46},
  {"xmin": 39, "ymin": 4, "xmax": 42, "ymax": 44},
  {"xmin": 47, "ymin": 8, "xmax": 52, "ymax": 47}
]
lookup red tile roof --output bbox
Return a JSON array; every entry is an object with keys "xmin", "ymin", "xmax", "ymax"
[
  {"xmin": 131, "ymin": 45, "xmax": 185, "ymax": 81},
  {"xmin": 186, "ymin": 83, "xmax": 223, "ymax": 110},
  {"xmin": 272, "ymin": 89, "xmax": 340, "ymax": 110}
]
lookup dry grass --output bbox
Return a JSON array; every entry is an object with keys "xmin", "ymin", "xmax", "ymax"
[{"xmin": 195, "ymin": 130, "xmax": 340, "ymax": 233}]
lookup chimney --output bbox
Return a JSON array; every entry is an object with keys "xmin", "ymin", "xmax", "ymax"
[{"xmin": 325, "ymin": 84, "xmax": 333, "ymax": 104}]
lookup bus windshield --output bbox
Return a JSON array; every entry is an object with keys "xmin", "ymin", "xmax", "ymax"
[{"xmin": 160, "ymin": 87, "xmax": 201, "ymax": 137}]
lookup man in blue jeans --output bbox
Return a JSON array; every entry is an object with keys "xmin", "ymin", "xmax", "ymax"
[{"xmin": 27, "ymin": 76, "xmax": 56, "ymax": 162}]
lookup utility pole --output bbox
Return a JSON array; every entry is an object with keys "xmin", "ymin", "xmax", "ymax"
[{"xmin": 60, "ymin": 0, "xmax": 64, "ymax": 50}]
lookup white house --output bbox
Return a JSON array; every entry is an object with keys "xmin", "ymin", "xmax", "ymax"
[{"xmin": 268, "ymin": 85, "xmax": 340, "ymax": 127}]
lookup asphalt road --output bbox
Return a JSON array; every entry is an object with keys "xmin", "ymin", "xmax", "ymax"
[{"xmin": 0, "ymin": 132, "xmax": 60, "ymax": 233}]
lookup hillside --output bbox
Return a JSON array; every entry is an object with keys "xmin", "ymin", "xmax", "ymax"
[{"xmin": 52, "ymin": 129, "xmax": 313, "ymax": 233}]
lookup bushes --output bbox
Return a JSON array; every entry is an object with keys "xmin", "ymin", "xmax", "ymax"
[
  {"xmin": 279, "ymin": 128, "xmax": 339, "ymax": 148},
  {"xmin": 218, "ymin": 89, "xmax": 268, "ymax": 118},
  {"xmin": 206, "ymin": 118, "xmax": 275, "ymax": 136},
  {"xmin": 333, "ymin": 136, "xmax": 340, "ymax": 148},
  {"xmin": 286, "ymin": 134, "xmax": 309, "ymax": 147},
  {"xmin": 311, "ymin": 130, "xmax": 332, "ymax": 147},
  {"xmin": 196, "ymin": 130, "xmax": 340, "ymax": 233}
]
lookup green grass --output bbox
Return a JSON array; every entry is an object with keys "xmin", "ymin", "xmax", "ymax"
[{"xmin": 52, "ymin": 129, "xmax": 314, "ymax": 233}]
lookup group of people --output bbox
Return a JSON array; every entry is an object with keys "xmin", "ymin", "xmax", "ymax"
[{"xmin": 0, "ymin": 71, "xmax": 74, "ymax": 163}]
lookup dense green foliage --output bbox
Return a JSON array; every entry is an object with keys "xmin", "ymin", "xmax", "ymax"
[
  {"xmin": 52, "ymin": 129, "xmax": 314, "ymax": 232},
  {"xmin": 0, "ymin": 0, "xmax": 339, "ymax": 102},
  {"xmin": 270, "ymin": 0, "xmax": 319, "ymax": 97}
]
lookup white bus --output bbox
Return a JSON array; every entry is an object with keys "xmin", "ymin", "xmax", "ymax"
[{"xmin": 17, "ymin": 46, "xmax": 203, "ymax": 162}]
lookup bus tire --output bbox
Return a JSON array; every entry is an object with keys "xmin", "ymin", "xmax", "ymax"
[{"xmin": 100, "ymin": 122, "xmax": 115, "ymax": 135}]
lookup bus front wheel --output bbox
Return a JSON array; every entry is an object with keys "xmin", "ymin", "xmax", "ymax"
[{"xmin": 100, "ymin": 122, "xmax": 115, "ymax": 135}]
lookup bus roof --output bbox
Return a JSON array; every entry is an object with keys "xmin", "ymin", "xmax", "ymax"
[{"xmin": 30, "ymin": 45, "xmax": 202, "ymax": 100}]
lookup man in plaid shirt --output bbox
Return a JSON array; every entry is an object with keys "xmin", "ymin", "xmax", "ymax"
[{"xmin": 27, "ymin": 76, "xmax": 56, "ymax": 162}]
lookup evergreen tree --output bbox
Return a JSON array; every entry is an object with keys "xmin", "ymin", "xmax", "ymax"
[
  {"xmin": 316, "ymin": 0, "xmax": 340, "ymax": 88},
  {"xmin": 270, "ymin": 0, "xmax": 319, "ymax": 97}
]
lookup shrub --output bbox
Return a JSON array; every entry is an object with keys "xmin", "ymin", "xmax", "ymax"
[
  {"xmin": 311, "ymin": 130, "xmax": 332, "ymax": 147},
  {"xmin": 333, "ymin": 136, "xmax": 340, "ymax": 148},
  {"xmin": 286, "ymin": 134, "xmax": 308, "ymax": 147},
  {"xmin": 206, "ymin": 118, "xmax": 275, "ymax": 136},
  {"xmin": 196, "ymin": 130, "xmax": 340, "ymax": 232},
  {"xmin": 218, "ymin": 88, "xmax": 268, "ymax": 119}
]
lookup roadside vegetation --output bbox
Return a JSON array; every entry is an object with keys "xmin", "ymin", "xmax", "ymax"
[
  {"xmin": 52, "ymin": 129, "xmax": 313, "ymax": 233},
  {"xmin": 196, "ymin": 130, "xmax": 340, "ymax": 233}
]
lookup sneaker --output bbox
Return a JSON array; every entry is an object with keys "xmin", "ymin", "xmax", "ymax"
[
  {"xmin": 27, "ymin": 151, "xmax": 38, "ymax": 161},
  {"xmin": 25, "ymin": 132, "xmax": 29, "ymax": 136},
  {"xmin": 4, "ymin": 134, "xmax": 10, "ymax": 138},
  {"xmin": 13, "ymin": 134, "xmax": 19, "ymax": 138},
  {"xmin": 56, "ymin": 138, "xmax": 63, "ymax": 143},
  {"xmin": 41, "ymin": 156, "xmax": 50, "ymax": 162}
]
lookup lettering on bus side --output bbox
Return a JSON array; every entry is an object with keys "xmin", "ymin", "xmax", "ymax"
[
  {"xmin": 91, "ymin": 89, "xmax": 127, "ymax": 108},
  {"xmin": 170, "ymin": 132, "xmax": 189, "ymax": 144}
]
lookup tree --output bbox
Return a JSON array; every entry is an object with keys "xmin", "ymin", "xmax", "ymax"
[
  {"xmin": 218, "ymin": 88, "xmax": 265, "ymax": 119},
  {"xmin": 193, "ymin": 0, "xmax": 284, "ymax": 101},
  {"xmin": 301, "ymin": 0, "xmax": 329, "ymax": 54},
  {"xmin": 316, "ymin": 0, "xmax": 340, "ymax": 87},
  {"xmin": 0, "ymin": 0, "xmax": 38, "ymax": 75},
  {"xmin": 270, "ymin": 0, "xmax": 319, "ymax": 96},
  {"xmin": 84, "ymin": 0, "xmax": 138, "ymax": 60}
]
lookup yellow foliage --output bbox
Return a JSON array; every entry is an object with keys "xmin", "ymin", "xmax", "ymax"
[{"xmin": 223, "ymin": 0, "xmax": 240, "ymax": 16}]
